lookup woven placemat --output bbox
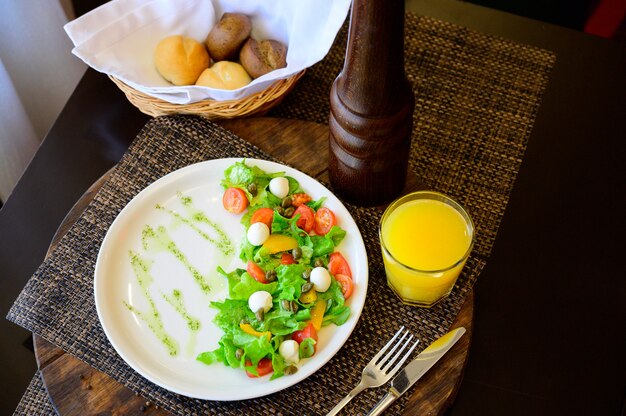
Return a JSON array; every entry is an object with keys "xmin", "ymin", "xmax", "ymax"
[
  {"xmin": 8, "ymin": 12, "xmax": 555, "ymax": 416},
  {"xmin": 12, "ymin": 372, "xmax": 56, "ymax": 416}
]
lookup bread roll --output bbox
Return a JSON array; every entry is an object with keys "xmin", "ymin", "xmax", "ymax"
[
  {"xmin": 195, "ymin": 61, "xmax": 252, "ymax": 90},
  {"xmin": 154, "ymin": 35, "xmax": 209, "ymax": 85},
  {"xmin": 205, "ymin": 13, "xmax": 252, "ymax": 61},
  {"xmin": 239, "ymin": 38, "xmax": 287, "ymax": 79}
]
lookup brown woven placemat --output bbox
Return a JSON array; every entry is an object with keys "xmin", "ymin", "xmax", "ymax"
[
  {"xmin": 12, "ymin": 372, "xmax": 57, "ymax": 416},
  {"xmin": 7, "ymin": 12, "xmax": 555, "ymax": 416}
]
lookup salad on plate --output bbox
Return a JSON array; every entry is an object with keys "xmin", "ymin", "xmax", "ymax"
[{"xmin": 197, "ymin": 160, "xmax": 355, "ymax": 379}]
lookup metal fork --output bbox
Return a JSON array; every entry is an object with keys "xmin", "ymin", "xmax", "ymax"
[{"xmin": 326, "ymin": 326, "xmax": 419, "ymax": 416}]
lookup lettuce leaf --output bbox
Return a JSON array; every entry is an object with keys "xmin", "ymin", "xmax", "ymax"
[
  {"xmin": 310, "ymin": 226, "xmax": 347, "ymax": 257},
  {"xmin": 320, "ymin": 278, "xmax": 351, "ymax": 326},
  {"xmin": 217, "ymin": 266, "xmax": 278, "ymax": 299}
]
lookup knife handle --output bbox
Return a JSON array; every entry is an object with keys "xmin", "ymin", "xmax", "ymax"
[{"xmin": 366, "ymin": 391, "xmax": 399, "ymax": 416}]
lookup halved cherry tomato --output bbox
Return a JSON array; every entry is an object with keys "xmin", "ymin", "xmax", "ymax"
[
  {"xmin": 292, "ymin": 205, "xmax": 315, "ymax": 233},
  {"xmin": 250, "ymin": 207, "xmax": 274, "ymax": 229},
  {"xmin": 222, "ymin": 187, "xmax": 248, "ymax": 214},
  {"xmin": 335, "ymin": 274, "xmax": 354, "ymax": 300},
  {"xmin": 314, "ymin": 207, "xmax": 337, "ymax": 236},
  {"xmin": 328, "ymin": 252, "xmax": 352, "ymax": 278},
  {"xmin": 281, "ymin": 252, "xmax": 297, "ymax": 265},
  {"xmin": 291, "ymin": 322, "xmax": 318, "ymax": 344},
  {"xmin": 245, "ymin": 358, "xmax": 273, "ymax": 378},
  {"xmin": 246, "ymin": 261, "xmax": 268, "ymax": 283},
  {"xmin": 291, "ymin": 193, "xmax": 312, "ymax": 207}
]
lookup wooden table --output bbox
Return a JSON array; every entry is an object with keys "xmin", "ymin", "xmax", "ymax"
[
  {"xmin": 2, "ymin": 0, "xmax": 625, "ymax": 414},
  {"xmin": 33, "ymin": 118, "xmax": 474, "ymax": 415}
]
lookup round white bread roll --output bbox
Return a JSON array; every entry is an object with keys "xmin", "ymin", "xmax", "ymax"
[
  {"xmin": 154, "ymin": 35, "xmax": 210, "ymax": 86},
  {"xmin": 195, "ymin": 61, "xmax": 252, "ymax": 90}
]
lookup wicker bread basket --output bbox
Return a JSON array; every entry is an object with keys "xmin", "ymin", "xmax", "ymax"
[{"xmin": 109, "ymin": 70, "xmax": 305, "ymax": 119}]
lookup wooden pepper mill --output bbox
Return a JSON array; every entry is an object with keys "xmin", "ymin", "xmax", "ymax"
[{"xmin": 329, "ymin": 0, "xmax": 415, "ymax": 206}]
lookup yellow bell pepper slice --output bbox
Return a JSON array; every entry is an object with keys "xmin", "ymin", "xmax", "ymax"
[
  {"xmin": 299, "ymin": 288, "xmax": 317, "ymax": 304},
  {"xmin": 261, "ymin": 234, "xmax": 298, "ymax": 254},
  {"xmin": 239, "ymin": 323, "xmax": 271, "ymax": 342},
  {"xmin": 310, "ymin": 299, "xmax": 327, "ymax": 331}
]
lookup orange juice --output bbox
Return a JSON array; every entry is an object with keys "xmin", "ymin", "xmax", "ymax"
[{"xmin": 380, "ymin": 192, "xmax": 474, "ymax": 307}]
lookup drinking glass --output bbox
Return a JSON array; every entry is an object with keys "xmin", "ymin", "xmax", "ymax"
[{"xmin": 379, "ymin": 191, "xmax": 474, "ymax": 307}]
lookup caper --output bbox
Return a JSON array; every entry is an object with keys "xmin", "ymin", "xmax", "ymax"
[
  {"xmin": 275, "ymin": 206, "xmax": 285, "ymax": 216},
  {"xmin": 301, "ymin": 282, "xmax": 313, "ymax": 293},
  {"xmin": 302, "ymin": 268, "xmax": 311, "ymax": 281},
  {"xmin": 247, "ymin": 183, "xmax": 257, "ymax": 196},
  {"xmin": 313, "ymin": 258, "xmax": 325, "ymax": 268},
  {"xmin": 284, "ymin": 365, "xmax": 298, "ymax": 375},
  {"xmin": 265, "ymin": 269, "xmax": 277, "ymax": 282},
  {"xmin": 281, "ymin": 196, "xmax": 293, "ymax": 208},
  {"xmin": 284, "ymin": 206, "xmax": 295, "ymax": 217},
  {"xmin": 325, "ymin": 299, "xmax": 333, "ymax": 313},
  {"xmin": 255, "ymin": 309, "xmax": 264, "ymax": 322},
  {"xmin": 235, "ymin": 348, "xmax": 244, "ymax": 360},
  {"xmin": 292, "ymin": 247, "xmax": 302, "ymax": 260}
]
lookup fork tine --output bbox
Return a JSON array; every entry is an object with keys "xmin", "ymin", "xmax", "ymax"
[
  {"xmin": 375, "ymin": 328, "xmax": 409, "ymax": 367},
  {"xmin": 369, "ymin": 326, "xmax": 405, "ymax": 363},
  {"xmin": 380, "ymin": 333, "xmax": 413, "ymax": 373},
  {"xmin": 384, "ymin": 337, "xmax": 419, "ymax": 375}
]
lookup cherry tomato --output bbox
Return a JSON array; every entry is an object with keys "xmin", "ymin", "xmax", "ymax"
[
  {"xmin": 222, "ymin": 187, "xmax": 248, "ymax": 214},
  {"xmin": 292, "ymin": 205, "xmax": 315, "ymax": 234},
  {"xmin": 328, "ymin": 252, "xmax": 352, "ymax": 278},
  {"xmin": 292, "ymin": 322, "xmax": 318, "ymax": 345},
  {"xmin": 245, "ymin": 358, "xmax": 273, "ymax": 378},
  {"xmin": 247, "ymin": 261, "xmax": 268, "ymax": 284},
  {"xmin": 314, "ymin": 207, "xmax": 337, "ymax": 236},
  {"xmin": 281, "ymin": 252, "xmax": 297, "ymax": 265},
  {"xmin": 291, "ymin": 193, "xmax": 312, "ymax": 207},
  {"xmin": 335, "ymin": 273, "xmax": 354, "ymax": 300},
  {"xmin": 251, "ymin": 207, "xmax": 274, "ymax": 229}
]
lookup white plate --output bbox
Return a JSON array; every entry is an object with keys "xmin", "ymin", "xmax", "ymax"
[{"xmin": 94, "ymin": 158, "xmax": 368, "ymax": 400}]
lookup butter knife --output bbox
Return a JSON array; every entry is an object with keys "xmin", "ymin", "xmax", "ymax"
[{"xmin": 366, "ymin": 327, "xmax": 466, "ymax": 416}]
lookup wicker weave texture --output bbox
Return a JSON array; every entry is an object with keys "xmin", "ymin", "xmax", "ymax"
[{"xmin": 111, "ymin": 71, "xmax": 304, "ymax": 119}]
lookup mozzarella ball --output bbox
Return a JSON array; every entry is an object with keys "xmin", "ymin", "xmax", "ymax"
[
  {"xmin": 269, "ymin": 177, "xmax": 289, "ymax": 199},
  {"xmin": 310, "ymin": 267, "xmax": 331, "ymax": 292},
  {"xmin": 248, "ymin": 291, "xmax": 272, "ymax": 313},
  {"xmin": 279, "ymin": 340, "xmax": 300, "ymax": 364},
  {"xmin": 247, "ymin": 222, "xmax": 270, "ymax": 246}
]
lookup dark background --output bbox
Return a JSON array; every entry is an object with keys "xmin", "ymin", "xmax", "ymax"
[{"xmin": 467, "ymin": 0, "xmax": 594, "ymax": 31}]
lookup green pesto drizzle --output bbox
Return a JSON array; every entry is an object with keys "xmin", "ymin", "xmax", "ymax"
[
  {"xmin": 162, "ymin": 289, "xmax": 201, "ymax": 358},
  {"xmin": 124, "ymin": 251, "xmax": 179, "ymax": 356},
  {"xmin": 124, "ymin": 193, "xmax": 234, "ymax": 355},
  {"xmin": 179, "ymin": 193, "xmax": 193, "ymax": 206},
  {"xmin": 155, "ymin": 202, "xmax": 233, "ymax": 256},
  {"xmin": 162, "ymin": 289, "xmax": 201, "ymax": 331},
  {"xmin": 142, "ymin": 225, "xmax": 212, "ymax": 294}
]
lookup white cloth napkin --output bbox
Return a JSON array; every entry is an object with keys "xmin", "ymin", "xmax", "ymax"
[{"xmin": 65, "ymin": 0, "xmax": 350, "ymax": 104}]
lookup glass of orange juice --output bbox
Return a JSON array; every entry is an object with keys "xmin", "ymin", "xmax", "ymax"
[{"xmin": 379, "ymin": 191, "xmax": 474, "ymax": 307}]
